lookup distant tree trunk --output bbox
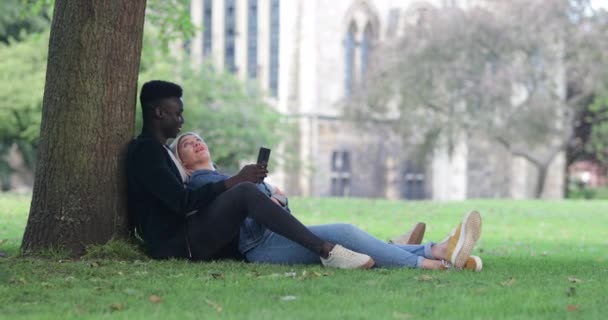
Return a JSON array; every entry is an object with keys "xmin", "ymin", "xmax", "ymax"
[
  {"xmin": 496, "ymin": 136, "xmax": 566, "ymax": 199},
  {"xmin": 534, "ymin": 163, "xmax": 549, "ymax": 199},
  {"xmin": 21, "ymin": 0, "xmax": 146, "ymax": 255}
]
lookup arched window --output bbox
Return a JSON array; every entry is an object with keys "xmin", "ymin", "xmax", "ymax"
[
  {"xmin": 361, "ymin": 23, "xmax": 373, "ymax": 77},
  {"xmin": 344, "ymin": 23, "xmax": 356, "ymax": 97}
]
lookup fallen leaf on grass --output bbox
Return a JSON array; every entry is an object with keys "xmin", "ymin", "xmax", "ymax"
[
  {"xmin": 74, "ymin": 305, "xmax": 86, "ymax": 315},
  {"xmin": 149, "ymin": 295, "xmax": 162, "ymax": 304},
  {"xmin": 568, "ymin": 276, "xmax": 583, "ymax": 284},
  {"xmin": 393, "ymin": 311, "xmax": 412, "ymax": 320},
  {"xmin": 9, "ymin": 277, "xmax": 27, "ymax": 285},
  {"xmin": 415, "ymin": 275, "xmax": 434, "ymax": 282},
  {"xmin": 110, "ymin": 303, "xmax": 124, "ymax": 312},
  {"xmin": 299, "ymin": 270, "xmax": 331, "ymax": 280},
  {"xmin": 567, "ymin": 304, "xmax": 579, "ymax": 312},
  {"xmin": 565, "ymin": 287, "xmax": 576, "ymax": 297},
  {"xmin": 124, "ymin": 288, "xmax": 139, "ymax": 296},
  {"xmin": 257, "ymin": 273, "xmax": 282, "ymax": 279},
  {"xmin": 210, "ymin": 272, "xmax": 224, "ymax": 280},
  {"xmin": 205, "ymin": 299, "xmax": 223, "ymax": 313},
  {"xmin": 500, "ymin": 277, "xmax": 516, "ymax": 287},
  {"xmin": 247, "ymin": 271, "xmax": 261, "ymax": 277}
]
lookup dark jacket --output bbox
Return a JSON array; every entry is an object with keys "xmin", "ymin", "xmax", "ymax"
[{"xmin": 126, "ymin": 132, "xmax": 226, "ymax": 259}]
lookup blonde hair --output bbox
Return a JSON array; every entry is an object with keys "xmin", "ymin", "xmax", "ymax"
[{"xmin": 169, "ymin": 132, "xmax": 214, "ymax": 181}]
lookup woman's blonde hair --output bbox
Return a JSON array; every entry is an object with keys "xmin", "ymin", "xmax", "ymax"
[{"xmin": 169, "ymin": 132, "xmax": 203, "ymax": 181}]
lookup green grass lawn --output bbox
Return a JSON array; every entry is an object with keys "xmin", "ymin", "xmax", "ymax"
[{"xmin": 1, "ymin": 194, "xmax": 607, "ymax": 319}]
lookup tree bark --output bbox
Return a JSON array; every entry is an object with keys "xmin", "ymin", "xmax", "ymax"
[{"xmin": 21, "ymin": 0, "xmax": 147, "ymax": 255}]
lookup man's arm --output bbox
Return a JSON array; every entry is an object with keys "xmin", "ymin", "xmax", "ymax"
[{"xmin": 131, "ymin": 139, "xmax": 226, "ymax": 216}]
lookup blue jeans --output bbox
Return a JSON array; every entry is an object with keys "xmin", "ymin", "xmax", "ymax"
[{"xmin": 242, "ymin": 223, "xmax": 436, "ymax": 268}]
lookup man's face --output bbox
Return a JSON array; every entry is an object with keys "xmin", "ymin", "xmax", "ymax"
[{"xmin": 157, "ymin": 97, "xmax": 184, "ymax": 139}]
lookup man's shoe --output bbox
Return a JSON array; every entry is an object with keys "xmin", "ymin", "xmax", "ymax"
[
  {"xmin": 321, "ymin": 245, "xmax": 375, "ymax": 269},
  {"xmin": 445, "ymin": 211, "xmax": 482, "ymax": 268},
  {"xmin": 441, "ymin": 255, "xmax": 483, "ymax": 272},
  {"xmin": 389, "ymin": 222, "xmax": 426, "ymax": 245}
]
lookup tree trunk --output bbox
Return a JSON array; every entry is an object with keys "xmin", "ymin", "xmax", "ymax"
[
  {"xmin": 534, "ymin": 163, "xmax": 549, "ymax": 198},
  {"xmin": 21, "ymin": 0, "xmax": 146, "ymax": 256}
]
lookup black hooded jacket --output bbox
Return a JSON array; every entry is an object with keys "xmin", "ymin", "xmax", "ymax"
[{"xmin": 126, "ymin": 132, "xmax": 226, "ymax": 258}]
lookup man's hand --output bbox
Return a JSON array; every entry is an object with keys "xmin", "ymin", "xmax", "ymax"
[{"xmin": 225, "ymin": 164, "xmax": 268, "ymax": 188}]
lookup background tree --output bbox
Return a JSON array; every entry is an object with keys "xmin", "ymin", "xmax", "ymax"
[
  {"xmin": 21, "ymin": 0, "xmax": 146, "ymax": 255},
  {"xmin": 0, "ymin": 0, "xmax": 50, "ymax": 190},
  {"xmin": 352, "ymin": 0, "xmax": 608, "ymax": 198},
  {"xmin": 0, "ymin": 0, "xmax": 50, "ymax": 44},
  {"xmin": 0, "ymin": 33, "xmax": 47, "ymax": 189}
]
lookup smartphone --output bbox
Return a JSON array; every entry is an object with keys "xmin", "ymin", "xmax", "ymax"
[{"xmin": 257, "ymin": 147, "xmax": 271, "ymax": 166}]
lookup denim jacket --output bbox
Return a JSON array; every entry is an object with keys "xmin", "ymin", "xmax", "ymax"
[{"xmin": 189, "ymin": 170, "xmax": 291, "ymax": 254}]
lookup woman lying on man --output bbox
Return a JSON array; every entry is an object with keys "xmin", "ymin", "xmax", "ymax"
[{"xmin": 169, "ymin": 132, "xmax": 483, "ymax": 271}]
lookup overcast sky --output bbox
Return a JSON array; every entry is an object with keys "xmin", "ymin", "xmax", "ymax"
[{"xmin": 591, "ymin": 0, "xmax": 608, "ymax": 10}]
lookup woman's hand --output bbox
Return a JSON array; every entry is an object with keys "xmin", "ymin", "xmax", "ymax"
[
  {"xmin": 225, "ymin": 164, "xmax": 268, "ymax": 188},
  {"xmin": 269, "ymin": 197, "xmax": 282, "ymax": 206},
  {"xmin": 273, "ymin": 187, "xmax": 285, "ymax": 196}
]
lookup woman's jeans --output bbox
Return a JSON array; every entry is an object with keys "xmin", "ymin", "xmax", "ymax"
[{"xmin": 243, "ymin": 223, "xmax": 436, "ymax": 268}]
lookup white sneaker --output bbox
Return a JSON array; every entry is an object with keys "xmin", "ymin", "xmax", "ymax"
[{"xmin": 320, "ymin": 245, "xmax": 375, "ymax": 269}]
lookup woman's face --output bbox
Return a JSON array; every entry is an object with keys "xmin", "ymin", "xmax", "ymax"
[{"xmin": 178, "ymin": 134, "xmax": 211, "ymax": 169}]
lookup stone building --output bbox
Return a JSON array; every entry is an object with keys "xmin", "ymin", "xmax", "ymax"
[{"xmin": 187, "ymin": 0, "xmax": 565, "ymax": 200}]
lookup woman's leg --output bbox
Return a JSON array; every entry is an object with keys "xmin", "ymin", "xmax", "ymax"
[
  {"xmin": 187, "ymin": 182, "xmax": 345, "ymax": 261},
  {"xmin": 246, "ymin": 223, "xmax": 438, "ymax": 268}
]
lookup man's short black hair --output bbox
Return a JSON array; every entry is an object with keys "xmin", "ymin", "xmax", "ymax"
[{"xmin": 139, "ymin": 80, "xmax": 183, "ymax": 116}]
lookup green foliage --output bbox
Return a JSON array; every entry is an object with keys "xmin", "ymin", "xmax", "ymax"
[
  {"xmin": 146, "ymin": 0, "xmax": 197, "ymax": 50},
  {"xmin": 0, "ymin": 32, "xmax": 47, "ymax": 186},
  {"xmin": 585, "ymin": 96, "xmax": 608, "ymax": 163},
  {"xmin": 567, "ymin": 185, "xmax": 608, "ymax": 199},
  {"xmin": 29, "ymin": 0, "xmax": 196, "ymax": 49},
  {"xmin": 0, "ymin": 0, "xmax": 50, "ymax": 44},
  {"xmin": 2, "ymin": 194, "xmax": 608, "ymax": 319}
]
